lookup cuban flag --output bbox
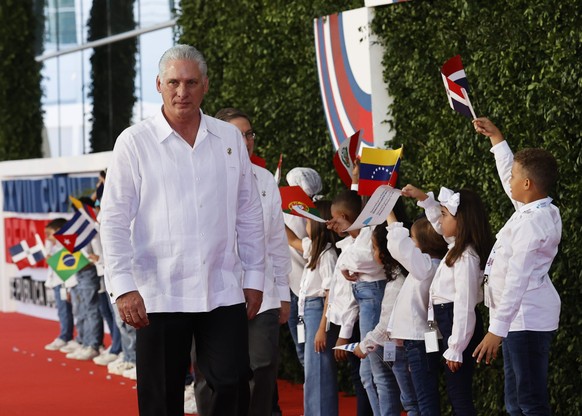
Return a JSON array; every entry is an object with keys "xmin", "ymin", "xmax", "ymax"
[
  {"xmin": 441, "ymin": 55, "xmax": 476, "ymax": 119},
  {"xmin": 358, "ymin": 146, "xmax": 403, "ymax": 196},
  {"xmin": 54, "ymin": 209, "xmax": 98, "ymax": 253},
  {"xmin": 333, "ymin": 130, "xmax": 362, "ymax": 187},
  {"xmin": 9, "ymin": 234, "xmax": 46, "ymax": 270}
]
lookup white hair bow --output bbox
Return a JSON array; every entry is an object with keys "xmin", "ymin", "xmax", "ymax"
[{"xmin": 438, "ymin": 187, "xmax": 460, "ymax": 216}]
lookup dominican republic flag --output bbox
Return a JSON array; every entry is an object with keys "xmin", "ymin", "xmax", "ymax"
[
  {"xmin": 333, "ymin": 131, "xmax": 362, "ymax": 187},
  {"xmin": 441, "ymin": 55, "xmax": 476, "ymax": 119},
  {"xmin": 54, "ymin": 209, "xmax": 98, "ymax": 253},
  {"xmin": 358, "ymin": 146, "xmax": 403, "ymax": 196},
  {"xmin": 9, "ymin": 234, "xmax": 46, "ymax": 270}
]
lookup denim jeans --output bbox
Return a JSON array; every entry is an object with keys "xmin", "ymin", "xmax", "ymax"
[
  {"xmin": 345, "ymin": 324, "xmax": 374, "ymax": 416},
  {"xmin": 113, "ymin": 302, "xmax": 137, "ymax": 362},
  {"xmin": 503, "ymin": 330, "xmax": 555, "ymax": 416},
  {"xmin": 98, "ymin": 289, "xmax": 122, "ymax": 354},
  {"xmin": 367, "ymin": 346, "xmax": 409, "ymax": 416},
  {"xmin": 72, "ymin": 266, "xmax": 103, "ymax": 349},
  {"xmin": 353, "ymin": 280, "xmax": 387, "ymax": 415},
  {"xmin": 53, "ymin": 285, "xmax": 74, "ymax": 342},
  {"xmin": 390, "ymin": 346, "xmax": 420, "ymax": 415},
  {"xmin": 402, "ymin": 340, "xmax": 440, "ymax": 416},
  {"xmin": 303, "ymin": 297, "xmax": 338, "ymax": 415},
  {"xmin": 287, "ymin": 290, "xmax": 305, "ymax": 367},
  {"xmin": 434, "ymin": 303, "xmax": 483, "ymax": 416}
]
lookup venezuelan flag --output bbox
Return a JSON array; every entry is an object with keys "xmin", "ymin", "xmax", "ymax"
[{"xmin": 358, "ymin": 146, "xmax": 402, "ymax": 196}]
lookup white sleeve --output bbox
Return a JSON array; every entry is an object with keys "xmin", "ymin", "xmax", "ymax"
[
  {"xmin": 491, "ymin": 141, "xmax": 521, "ymax": 211},
  {"xmin": 387, "ymin": 223, "xmax": 436, "ymax": 281}
]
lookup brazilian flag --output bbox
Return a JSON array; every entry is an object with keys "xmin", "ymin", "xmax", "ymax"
[{"xmin": 46, "ymin": 249, "xmax": 90, "ymax": 282}]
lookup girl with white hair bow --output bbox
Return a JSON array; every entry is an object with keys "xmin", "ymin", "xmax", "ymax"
[{"xmin": 401, "ymin": 184, "xmax": 493, "ymax": 416}]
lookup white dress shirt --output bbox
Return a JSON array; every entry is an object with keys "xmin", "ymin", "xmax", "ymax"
[
  {"xmin": 297, "ymin": 238, "xmax": 337, "ymax": 316},
  {"xmin": 386, "ymin": 223, "xmax": 441, "ymax": 340},
  {"xmin": 252, "ymin": 165, "xmax": 291, "ymax": 314},
  {"xmin": 326, "ymin": 236, "xmax": 356, "ymax": 330},
  {"xmin": 487, "ymin": 141, "xmax": 561, "ymax": 337},
  {"xmin": 284, "ymin": 213, "xmax": 308, "ymax": 296},
  {"xmin": 100, "ymin": 109, "xmax": 265, "ymax": 313},
  {"xmin": 333, "ymin": 227, "xmax": 386, "ymax": 339},
  {"xmin": 418, "ymin": 195, "xmax": 483, "ymax": 363}
]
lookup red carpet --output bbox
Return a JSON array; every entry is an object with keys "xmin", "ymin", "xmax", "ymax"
[{"xmin": 0, "ymin": 312, "xmax": 356, "ymax": 415}]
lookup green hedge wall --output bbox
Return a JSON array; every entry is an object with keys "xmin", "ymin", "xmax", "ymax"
[
  {"xmin": 177, "ymin": 0, "xmax": 581, "ymax": 412},
  {"xmin": 372, "ymin": 0, "xmax": 581, "ymax": 413},
  {"xmin": 0, "ymin": 0, "xmax": 43, "ymax": 161}
]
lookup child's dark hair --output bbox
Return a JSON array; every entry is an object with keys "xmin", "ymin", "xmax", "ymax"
[
  {"xmin": 331, "ymin": 190, "xmax": 362, "ymax": 222},
  {"xmin": 411, "ymin": 216, "xmax": 448, "ymax": 259},
  {"xmin": 308, "ymin": 200, "xmax": 340, "ymax": 270},
  {"xmin": 445, "ymin": 189, "xmax": 493, "ymax": 269},
  {"xmin": 46, "ymin": 218, "xmax": 67, "ymax": 231},
  {"xmin": 372, "ymin": 222, "xmax": 403, "ymax": 281},
  {"xmin": 514, "ymin": 148, "xmax": 558, "ymax": 195}
]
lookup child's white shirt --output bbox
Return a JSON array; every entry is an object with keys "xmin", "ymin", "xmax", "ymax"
[
  {"xmin": 359, "ymin": 270, "xmax": 405, "ymax": 351},
  {"xmin": 334, "ymin": 227, "xmax": 386, "ymax": 339},
  {"xmin": 418, "ymin": 195, "xmax": 483, "ymax": 363},
  {"xmin": 297, "ymin": 238, "xmax": 337, "ymax": 316},
  {"xmin": 284, "ymin": 213, "xmax": 308, "ymax": 296},
  {"xmin": 386, "ymin": 223, "xmax": 441, "ymax": 340},
  {"xmin": 486, "ymin": 141, "xmax": 561, "ymax": 337},
  {"xmin": 326, "ymin": 236, "xmax": 357, "ymax": 332}
]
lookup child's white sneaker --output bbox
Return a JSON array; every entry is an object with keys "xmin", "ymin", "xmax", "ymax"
[{"xmin": 44, "ymin": 338, "xmax": 67, "ymax": 351}]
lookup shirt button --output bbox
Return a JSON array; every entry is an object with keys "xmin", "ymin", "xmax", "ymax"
[{"xmin": 109, "ymin": 292, "xmax": 114, "ymax": 298}]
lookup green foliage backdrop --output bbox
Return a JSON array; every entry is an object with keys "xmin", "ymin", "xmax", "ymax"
[
  {"xmin": 177, "ymin": 0, "xmax": 361, "ymax": 197},
  {"xmin": 372, "ymin": 0, "xmax": 581, "ymax": 413},
  {"xmin": 177, "ymin": 0, "xmax": 581, "ymax": 412},
  {"xmin": 0, "ymin": 0, "xmax": 43, "ymax": 161}
]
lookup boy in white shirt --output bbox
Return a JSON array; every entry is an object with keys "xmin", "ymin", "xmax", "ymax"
[{"xmin": 473, "ymin": 117, "xmax": 561, "ymax": 415}]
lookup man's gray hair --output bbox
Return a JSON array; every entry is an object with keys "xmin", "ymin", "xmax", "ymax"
[{"xmin": 158, "ymin": 44, "xmax": 208, "ymax": 79}]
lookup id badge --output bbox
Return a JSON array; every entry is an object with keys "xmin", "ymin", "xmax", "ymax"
[
  {"xmin": 383, "ymin": 341, "xmax": 396, "ymax": 362},
  {"xmin": 297, "ymin": 321, "xmax": 305, "ymax": 344},
  {"xmin": 60, "ymin": 287, "xmax": 67, "ymax": 299},
  {"xmin": 424, "ymin": 330, "xmax": 439, "ymax": 353}
]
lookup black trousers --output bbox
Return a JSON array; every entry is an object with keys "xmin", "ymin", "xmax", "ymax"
[{"xmin": 136, "ymin": 303, "xmax": 251, "ymax": 416}]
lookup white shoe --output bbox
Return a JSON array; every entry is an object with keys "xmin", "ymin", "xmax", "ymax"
[
  {"xmin": 184, "ymin": 396, "xmax": 198, "ymax": 414},
  {"xmin": 59, "ymin": 340, "xmax": 81, "ymax": 353},
  {"xmin": 184, "ymin": 382, "xmax": 198, "ymax": 414},
  {"xmin": 108, "ymin": 360, "xmax": 135, "ymax": 376},
  {"xmin": 93, "ymin": 352, "xmax": 119, "ymax": 366},
  {"xmin": 70, "ymin": 346, "xmax": 100, "ymax": 361},
  {"xmin": 44, "ymin": 338, "xmax": 67, "ymax": 351},
  {"xmin": 122, "ymin": 366, "xmax": 137, "ymax": 380}
]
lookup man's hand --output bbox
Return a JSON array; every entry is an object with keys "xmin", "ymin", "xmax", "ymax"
[
  {"xmin": 278, "ymin": 301, "xmax": 291, "ymax": 325},
  {"xmin": 244, "ymin": 288, "xmax": 263, "ymax": 320},
  {"xmin": 472, "ymin": 117, "xmax": 505, "ymax": 146},
  {"xmin": 116, "ymin": 290, "xmax": 149, "ymax": 329},
  {"xmin": 473, "ymin": 332, "xmax": 502, "ymax": 364}
]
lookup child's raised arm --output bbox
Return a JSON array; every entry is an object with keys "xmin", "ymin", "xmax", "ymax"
[
  {"xmin": 473, "ymin": 117, "xmax": 504, "ymax": 146},
  {"xmin": 285, "ymin": 225, "xmax": 303, "ymax": 252}
]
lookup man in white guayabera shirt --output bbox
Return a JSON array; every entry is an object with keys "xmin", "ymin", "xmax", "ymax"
[{"xmin": 99, "ymin": 44, "xmax": 265, "ymax": 416}]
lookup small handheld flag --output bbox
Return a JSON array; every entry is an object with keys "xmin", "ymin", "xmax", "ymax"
[
  {"xmin": 8, "ymin": 234, "xmax": 46, "ymax": 270},
  {"xmin": 333, "ymin": 342, "xmax": 359, "ymax": 353},
  {"xmin": 441, "ymin": 55, "xmax": 476, "ymax": 119},
  {"xmin": 54, "ymin": 210, "xmax": 98, "ymax": 253},
  {"xmin": 279, "ymin": 186, "xmax": 320, "ymax": 218},
  {"xmin": 358, "ymin": 146, "xmax": 403, "ymax": 196},
  {"xmin": 333, "ymin": 131, "xmax": 361, "ymax": 187},
  {"xmin": 273, "ymin": 153, "xmax": 283, "ymax": 185},
  {"xmin": 47, "ymin": 248, "xmax": 90, "ymax": 282}
]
